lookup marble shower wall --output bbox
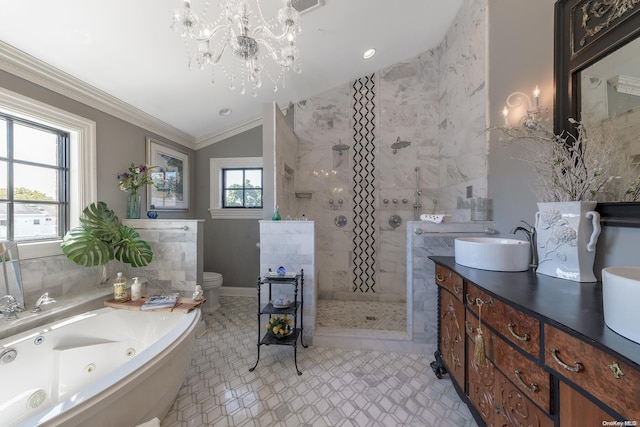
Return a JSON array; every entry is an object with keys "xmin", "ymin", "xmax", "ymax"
[
  {"xmin": 292, "ymin": 0, "xmax": 486, "ymax": 303},
  {"xmin": 438, "ymin": 0, "xmax": 488, "ymax": 217}
]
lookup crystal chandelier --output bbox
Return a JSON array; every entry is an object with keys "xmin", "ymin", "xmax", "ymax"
[{"xmin": 171, "ymin": 0, "xmax": 302, "ymax": 96}]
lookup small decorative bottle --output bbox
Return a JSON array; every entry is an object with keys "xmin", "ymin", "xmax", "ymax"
[
  {"xmin": 272, "ymin": 205, "xmax": 281, "ymax": 221},
  {"xmin": 113, "ymin": 272, "xmax": 128, "ymax": 301},
  {"xmin": 131, "ymin": 277, "xmax": 142, "ymax": 301},
  {"xmin": 147, "ymin": 204, "xmax": 158, "ymax": 219}
]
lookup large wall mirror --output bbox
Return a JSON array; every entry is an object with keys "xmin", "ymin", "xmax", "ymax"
[{"xmin": 555, "ymin": 0, "xmax": 640, "ymax": 226}]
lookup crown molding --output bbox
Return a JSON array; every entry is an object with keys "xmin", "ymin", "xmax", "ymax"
[
  {"xmin": 0, "ymin": 41, "xmax": 196, "ymax": 150},
  {"xmin": 195, "ymin": 114, "xmax": 263, "ymax": 150}
]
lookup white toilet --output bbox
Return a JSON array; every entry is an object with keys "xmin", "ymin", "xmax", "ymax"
[{"xmin": 201, "ymin": 272, "xmax": 223, "ymax": 313}]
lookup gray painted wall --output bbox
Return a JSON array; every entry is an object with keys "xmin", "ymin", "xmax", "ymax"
[
  {"xmin": 0, "ymin": 69, "xmax": 196, "ymax": 219},
  {"xmin": 487, "ymin": 0, "xmax": 555, "ymax": 235},
  {"xmin": 194, "ymin": 125, "xmax": 263, "ymax": 287}
]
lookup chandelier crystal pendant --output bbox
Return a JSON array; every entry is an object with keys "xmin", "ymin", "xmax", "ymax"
[{"xmin": 171, "ymin": 0, "xmax": 302, "ymax": 96}]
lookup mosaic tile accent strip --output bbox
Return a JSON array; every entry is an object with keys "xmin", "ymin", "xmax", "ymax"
[
  {"xmin": 317, "ymin": 299, "xmax": 406, "ymax": 332},
  {"xmin": 352, "ymin": 74, "xmax": 377, "ymax": 293},
  {"xmin": 161, "ymin": 296, "xmax": 478, "ymax": 426}
]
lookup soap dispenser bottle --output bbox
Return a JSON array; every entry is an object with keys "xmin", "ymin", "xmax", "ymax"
[
  {"xmin": 113, "ymin": 272, "xmax": 128, "ymax": 301},
  {"xmin": 131, "ymin": 277, "xmax": 142, "ymax": 301}
]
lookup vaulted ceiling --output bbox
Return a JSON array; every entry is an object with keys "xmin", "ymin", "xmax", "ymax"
[{"xmin": 0, "ymin": 0, "xmax": 464, "ymax": 148}]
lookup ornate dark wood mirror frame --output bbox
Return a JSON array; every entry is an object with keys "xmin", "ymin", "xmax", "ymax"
[{"xmin": 555, "ymin": 0, "xmax": 640, "ymax": 226}]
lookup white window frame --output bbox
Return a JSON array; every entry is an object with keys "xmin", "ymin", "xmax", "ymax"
[
  {"xmin": 209, "ymin": 157, "xmax": 263, "ymax": 219},
  {"xmin": 0, "ymin": 88, "xmax": 97, "ymax": 259}
]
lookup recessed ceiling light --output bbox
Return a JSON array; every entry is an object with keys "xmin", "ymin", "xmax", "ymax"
[
  {"xmin": 219, "ymin": 108, "xmax": 232, "ymax": 116},
  {"xmin": 363, "ymin": 48, "xmax": 376, "ymax": 59}
]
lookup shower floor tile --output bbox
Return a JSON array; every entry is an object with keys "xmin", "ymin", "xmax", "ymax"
[
  {"xmin": 317, "ymin": 299, "xmax": 406, "ymax": 331},
  {"xmin": 161, "ymin": 296, "xmax": 477, "ymax": 426}
]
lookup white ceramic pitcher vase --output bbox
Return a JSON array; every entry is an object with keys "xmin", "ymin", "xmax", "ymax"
[{"xmin": 534, "ymin": 201, "xmax": 601, "ymax": 282}]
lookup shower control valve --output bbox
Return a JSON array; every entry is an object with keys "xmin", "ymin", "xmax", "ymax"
[
  {"xmin": 338, "ymin": 199, "xmax": 343, "ymax": 204},
  {"xmin": 402, "ymin": 199, "xmax": 408, "ymax": 204},
  {"xmin": 383, "ymin": 199, "xmax": 389, "ymax": 204},
  {"xmin": 392, "ymin": 199, "xmax": 398, "ymax": 204}
]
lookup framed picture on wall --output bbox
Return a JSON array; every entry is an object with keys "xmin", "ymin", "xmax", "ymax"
[{"xmin": 146, "ymin": 137, "xmax": 190, "ymax": 212}]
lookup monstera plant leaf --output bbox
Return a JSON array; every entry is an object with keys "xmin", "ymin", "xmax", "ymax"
[
  {"xmin": 113, "ymin": 225, "xmax": 153, "ymax": 267},
  {"xmin": 61, "ymin": 202, "xmax": 153, "ymax": 268}
]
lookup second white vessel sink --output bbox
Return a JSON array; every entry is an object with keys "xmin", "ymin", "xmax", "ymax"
[
  {"xmin": 454, "ymin": 237, "xmax": 530, "ymax": 272},
  {"xmin": 602, "ymin": 266, "xmax": 640, "ymax": 344}
]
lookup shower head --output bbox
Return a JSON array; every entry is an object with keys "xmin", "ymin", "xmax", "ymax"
[
  {"xmin": 391, "ymin": 136, "xmax": 411, "ymax": 154},
  {"xmin": 331, "ymin": 140, "xmax": 350, "ymax": 155}
]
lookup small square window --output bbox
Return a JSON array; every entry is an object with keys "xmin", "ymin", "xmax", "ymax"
[{"xmin": 222, "ymin": 168, "xmax": 263, "ymax": 208}]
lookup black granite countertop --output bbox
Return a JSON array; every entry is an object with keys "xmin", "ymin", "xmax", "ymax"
[{"xmin": 429, "ymin": 256, "xmax": 640, "ymax": 367}]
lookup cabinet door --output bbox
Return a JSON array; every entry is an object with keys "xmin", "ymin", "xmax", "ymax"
[
  {"xmin": 468, "ymin": 336, "xmax": 497, "ymax": 427},
  {"xmin": 439, "ymin": 288, "xmax": 465, "ymax": 388},
  {"xmin": 559, "ymin": 381, "xmax": 612, "ymax": 427},
  {"xmin": 494, "ymin": 368, "xmax": 554, "ymax": 427}
]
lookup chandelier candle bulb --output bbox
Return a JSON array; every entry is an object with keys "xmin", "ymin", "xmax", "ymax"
[
  {"xmin": 502, "ymin": 106, "xmax": 509, "ymax": 125},
  {"xmin": 172, "ymin": 0, "xmax": 302, "ymax": 94},
  {"xmin": 533, "ymin": 85, "xmax": 540, "ymax": 108}
]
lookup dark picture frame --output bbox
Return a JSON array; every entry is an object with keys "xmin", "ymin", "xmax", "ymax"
[{"xmin": 145, "ymin": 137, "xmax": 190, "ymax": 212}]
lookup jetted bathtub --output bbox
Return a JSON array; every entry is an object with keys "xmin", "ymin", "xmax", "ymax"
[{"xmin": 0, "ymin": 306, "xmax": 201, "ymax": 427}]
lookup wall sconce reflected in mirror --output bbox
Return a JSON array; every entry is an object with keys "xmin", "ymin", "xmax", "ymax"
[{"xmin": 502, "ymin": 86, "xmax": 542, "ymax": 129}]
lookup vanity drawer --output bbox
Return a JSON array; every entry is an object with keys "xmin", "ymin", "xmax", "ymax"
[
  {"xmin": 467, "ymin": 311, "xmax": 551, "ymax": 413},
  {"xmin": 466, "ymin": 283, "xmax": 540, "ymax": 358},
  {"xmin": 435, "ymin": 265, "xmax": 464, "ymax": 302},
  {"xmin": 544, "ymin": 324, "xmax": 640, "ymax": 420}
]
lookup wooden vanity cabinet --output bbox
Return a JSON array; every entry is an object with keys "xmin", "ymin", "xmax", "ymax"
[
  {"xmin": 433, "ymin": 260, "xmax": 640, "ymax": 427},
  {"xmin": 467, "ymin": 335, "xmax": 553, "ymax": 427},
  {"xmin": 545, "ymin": 324, "xmax": 640, "ymax": 421},
  {"xmin": 558, "ymin": 381, "xmax": 611, "ymax": 427}
]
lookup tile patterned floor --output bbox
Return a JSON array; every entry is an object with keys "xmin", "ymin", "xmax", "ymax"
[
  {"xmin": 316, "ymin": 300, "xmax": 406, "ymax": 332},
  {"xmin": 161, "ymin": 296, "xmax": 477, "ymax": 427}
]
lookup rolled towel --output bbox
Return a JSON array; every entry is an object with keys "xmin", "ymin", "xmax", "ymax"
[{"xmin": 420, "ymin": 214, "xmax": 447, "ymax": 224}]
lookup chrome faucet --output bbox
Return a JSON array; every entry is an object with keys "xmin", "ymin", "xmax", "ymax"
[
  {"xmin": 32, "ymin": 292, "xmax": 56, "ymax": 313},
  {"xmin": 0, "ymin": 295, "xmax": 20, "ymax": 320},
  {"xmin": 511, "ymin": 220, "xmax": 538, "ymax": 269}
]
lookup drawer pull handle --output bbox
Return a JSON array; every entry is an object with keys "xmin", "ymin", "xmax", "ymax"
[
  {"xmin": 609, "ymin": 362, "xmax": 624, "ymax": 379},
  {"xmin": 436, "ymin": 273, "xmax": 445, "ymax": 283},
  {"xmin": 514, "ymin": 370, "xmax": 539, "ymax": 393},
  {"xmin": 453, "ymin": 284, "xmax": 462, "ymax": 295},
  {"xmin": 551, "ymin": 348, "xmax": 582, "ymax": 373},
  {"xmin": 466, "ymin": 294, "xmax": 494, "ymax": 307},
  {"xmin": 465, "ymin": 321, "xmax": 473, "ymax": 334},
  {"xmin": 507, "ymin": 323, "xmax": 529, "ymax": 342}
]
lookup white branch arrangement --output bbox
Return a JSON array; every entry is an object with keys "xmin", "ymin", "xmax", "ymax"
[{"xmin": 494, "ymin": 118, "xmax": 631, "ymax": 202}]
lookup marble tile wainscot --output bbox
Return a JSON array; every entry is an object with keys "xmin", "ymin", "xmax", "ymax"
[
  {"xmin": 121, "ymin": 219, "xmax": 204, "ymax": 296},
  {"xmin": 407, "ymin": 221, "xmax": 494, "ymax": 352},
  {"xmin": 429, "ymin": 256, "xmax": 640, "ymax": 427},
  {"xmin": 259, "ymin": 220, "xmax": 316, "ymax": 344}
]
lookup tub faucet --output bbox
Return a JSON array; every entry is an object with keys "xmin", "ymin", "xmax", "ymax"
[
  {"xmin": 0, "ymin": 295, "xmax": 20, "ymax": 320},
  {"xmin": 511, "ymin": 220, "xmax": 537, "ymax": 269},
  {"xmin": 32, "ymin": 292, "xmax": 57, "ymax": 313}
]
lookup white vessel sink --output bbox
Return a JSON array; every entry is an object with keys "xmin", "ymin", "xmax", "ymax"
[
  {"xmin": 454, "ymin": 237, "xmax": 530, "ymax": 272},
  {"xmin": 602, "ymin": 267, "xmax": 640, "ymax": 344}
]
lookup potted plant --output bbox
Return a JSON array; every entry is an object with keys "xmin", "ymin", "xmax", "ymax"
[
  {"xmin": 61, "ymin": 202, "xmax": 153, "ymax": 271},
  {"xmin": 117, "ymin": 163, "xmax": 157, "ymax": 219}
]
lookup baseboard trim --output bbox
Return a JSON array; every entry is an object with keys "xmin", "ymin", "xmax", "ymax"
[{"xmin": 219, "ymin": 287, "xmax": 256, "ymax": 297}]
